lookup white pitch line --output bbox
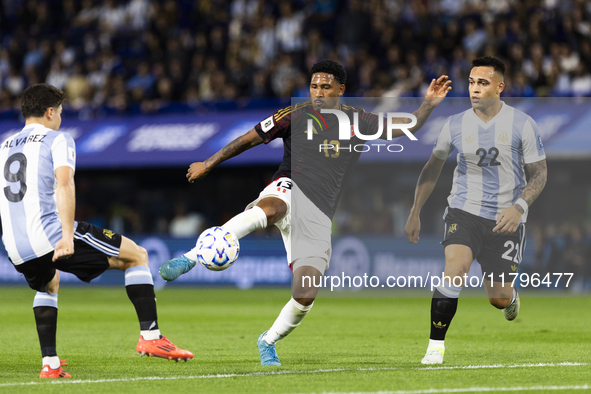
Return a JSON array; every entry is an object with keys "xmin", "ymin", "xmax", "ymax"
[
  {"xmin": 323, "ymin": 385, "xmax": 591, "ymax": 394},
  {"xmin": 0, "ymin": 362, "xmax": 585, "ymax": 387}
]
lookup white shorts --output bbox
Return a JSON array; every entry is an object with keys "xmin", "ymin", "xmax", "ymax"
[{"xmin": 246, "ymin": 177, "xmax": 332, "ymax": 273}]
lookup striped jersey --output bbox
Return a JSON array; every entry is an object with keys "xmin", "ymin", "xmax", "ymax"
[
  {"xmin": 433, "ymin": 102, "xmax": 545, "ymax": 222},
  {"xmin": 0, "ymin": 123, "xmax": 76, "ymax": 265}
]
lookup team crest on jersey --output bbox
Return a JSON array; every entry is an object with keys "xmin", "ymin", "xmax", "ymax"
[
  {"xmin": 497, "ymin": 132, "xmax": 508, "ymax": 143},
  {"xmin": 465, "ymin": 136, "xmax": 474, "ymax": 143},
  {"xmin": 511, "ymin": 264, "xmax": 517, "ymax": 272},
  {"xmin": 448, "ymin": 223, "xmax": 457, "ymax": 234},
  {"xmin": 103, "ymin": 229, "xmax": 115, "ymax": 239}
]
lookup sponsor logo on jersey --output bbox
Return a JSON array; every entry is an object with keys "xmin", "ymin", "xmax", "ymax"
[
  {"xmin": 448, "ymin": 223, "xmax": 457, "ymax": 234},
  {"xmin": 433, "ymin": 321, "xmax": 447, "ymax": 329},
  {"xmin": 261, "ymin": 116, "xmax": 275, "ymax": 133},
  {"xmin": 465, "ymin": 136, "xmax": 474, "ymax": 143},
  {"xmin": 537, "ymin": 135, "xmax": 543, "ymax": 149},
  {"xmin": 103, "ymin": 229, "xmax": 115, "ymax": 239}
]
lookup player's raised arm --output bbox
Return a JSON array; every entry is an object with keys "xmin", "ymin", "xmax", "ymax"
[
  {"xmin": 493, "ymin": 159, "xmax": 547, "ymax": 234},
  {"xmin": 187, "ymin": 128, "xmax": 264, "ymax": 183},
  {"xmin": 386, "ymin": 75, "xmax": 452, "ymax": 139},
  {"xmin": 404, "ymin": 154, "xmax": 446, "ymax": 243},
  {"xmin": 53, "ymin": 166, "xmax": 76, "ymax": 261}
]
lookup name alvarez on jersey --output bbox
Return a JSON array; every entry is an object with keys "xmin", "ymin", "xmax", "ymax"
[{"xmin": 254, "ymin": 101, "xmax": 387, "ymax": 219}]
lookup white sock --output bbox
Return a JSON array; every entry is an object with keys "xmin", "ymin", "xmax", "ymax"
[
  {"xmin": 263, "ymin": 298, "xmax": 313, "ymax": 345},
  {"xmin": 427, "ymin": 339, "xmax": 445, "ymax": 351},
  {"xmin": 221, "ymin": 206, "xmax": 268, "ymax": 239},
  {"xmin": 42, "ymin": 356, "xmax": 60, "ymax": 369},
  {"xmin": 184, "ymin": 206, "xmax": 268, "ymax": 262},
  {"xmin": 141, "ymin": 329, "xmax": 161, "ymax": 340}
]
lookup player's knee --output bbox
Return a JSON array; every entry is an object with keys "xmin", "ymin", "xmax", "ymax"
[
  {"xmin": 489, "ymin": 297, "xmax": 511, "ymax": 309},
  {"xmin": 135, "ymin": 246, "xmax": 149, "ymax": 267},
  {"xmin": 125, "ymin": 245, "xmax": 149, "ymax": 268},
  {"xmin": 293, "ymin": 297, "xmax": 315, "ymax": 306},
  {"xmin": 257, "ymin": 198, "xmax": 287, "ymax": 225}
]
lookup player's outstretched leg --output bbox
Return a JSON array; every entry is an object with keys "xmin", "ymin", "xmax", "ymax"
[
  {"xmin": 502, "ymin": 289, "xmax": 520, "ymax": 321},
  {"xmin": 159, "ymin": 255, "xmax": 196, "ymax": 282},
  {"xmin": 160, "ymin": 206, "xmax": 268, "ymax": 281},
  {"xmin": 110, "ymin": 237, "xmax": 194, "ymax": 361},
  {"xmin": 422, "ymin": 282, "xmax": 462, "ymax": 365}
]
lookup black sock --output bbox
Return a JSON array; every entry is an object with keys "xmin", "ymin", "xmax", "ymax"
[
  {"xmin": 34, "ymin": 306, "xmax": 58, "ymax": 357},
  {"xmin": 429, "ymin": 288, "xmax": 458, "ymax": 340},
  {"xmin": 126, "ymin": 284, "xmax": 159, "ymax": 331}
]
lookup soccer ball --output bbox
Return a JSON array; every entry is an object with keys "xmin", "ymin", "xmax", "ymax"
[{"xmin": 195, "ymin": 227, "xmax": 240, "ymax": 271}]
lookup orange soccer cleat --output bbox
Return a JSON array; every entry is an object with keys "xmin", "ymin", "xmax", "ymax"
[
  {"xmin": 39, "ymin": 364, "xmax": 71, "ymax": 379},
  {"xmin": 136, "ymin": 336, "xmax": 194, "ymax": 362}
]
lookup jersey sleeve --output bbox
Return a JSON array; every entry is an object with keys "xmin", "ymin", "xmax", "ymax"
[
  {"xmin": 432, "ymin": 118, "xmax": 454, "ymax": 160},
  {"xmin": 51, "ymin": 132, "xmax": 76, "ymax": 172},
  {"xmin": 254, "ymin": 106, "xmax": 291, "ymax": 144},
  {"xmin": 522, "ymin": 117, "xmax": 546, "ymax": 164}
]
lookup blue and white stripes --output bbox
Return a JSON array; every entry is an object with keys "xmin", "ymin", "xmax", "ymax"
[
  {"xmin": 432, "ymin": 102, "xmax": 546, "ymax": 222},
  {"xmin": 125, "ymin": 265, "xmax": 154, "ymax": 286},
  {"xmin": 33, "ymin": 292, "xmax": 58, "ymax": 308},
  {"xmin": 437, "ymin": 281, "xmax": 463, "ymax": 299}
]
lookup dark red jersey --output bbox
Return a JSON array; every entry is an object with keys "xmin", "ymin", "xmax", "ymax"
[{"xmin": 254, "ymin": 101, "xmax": 387, "ymax": 219}]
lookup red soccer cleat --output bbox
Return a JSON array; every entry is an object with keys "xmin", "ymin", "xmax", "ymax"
[
  {"xmin": 136, "ymin": 336, "xmax": 194, "ymax": 362},
  {"xmin": 39, "ymin": 364, "xmax": 71, "ymax": 379}
]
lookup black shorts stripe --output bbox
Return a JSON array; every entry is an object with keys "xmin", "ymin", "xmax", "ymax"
[{"xmin": 74, "ymin": 232, "xmax": 119, "ymax": 256}]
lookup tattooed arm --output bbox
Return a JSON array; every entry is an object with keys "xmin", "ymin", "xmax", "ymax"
[
  {"xmin": 518, "ymin": 159, "xmax": 548, "ymax": 208},
  {"xmin": 186, "ymin": 128, "xmax": 264, "ymax": 183},
  {"xmin": 384, "ymin": 75, "xmax": 452, "ymax": 139},
  {"xmin": 493, "ymin": 159, "xmax": 547, "ymax": 234}
]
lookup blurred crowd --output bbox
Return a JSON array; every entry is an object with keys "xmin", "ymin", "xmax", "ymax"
[
  {"xmin": 531, "ymin": 223, "xmax": 591, "ymax": 291},
  {"xmin": 1, "ymin": 0, "xmax": 591, "ymax": 115}
]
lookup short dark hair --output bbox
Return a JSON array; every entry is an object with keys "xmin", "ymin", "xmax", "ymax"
[
  {"xmin": 471, "ymin": 56, "xmax": 505, "ymax": 77},
  {"xmin": 21, "ymin": 83, "xmax": 66, "ymax": 119},
  {"xmin": 311, "ymin": 60, "xmax": 347, "ymax": 85}
]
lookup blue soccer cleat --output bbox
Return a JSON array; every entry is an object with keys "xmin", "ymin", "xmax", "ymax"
[
  {"xmin": 159, "ymin": 255, "xmax": 196, "ymax": 282},
  {"xmin": 257, "ymin": 331, "xmax": 281, "ymax": 366}
]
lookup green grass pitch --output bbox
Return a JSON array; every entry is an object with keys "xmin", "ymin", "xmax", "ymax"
[{"xmin": 0, "ymin": 286, "xmax": 589, "ymax": 393}]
